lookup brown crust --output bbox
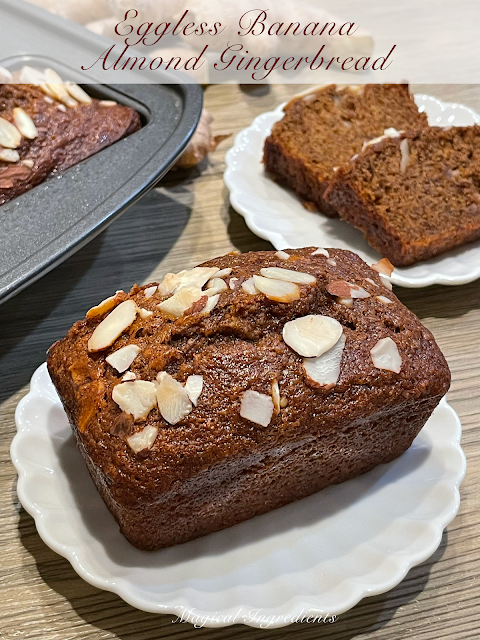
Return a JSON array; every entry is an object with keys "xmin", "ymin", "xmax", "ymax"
[
  {"xmin": 47, "ymin": 248, "xmax": 450, "ymax": 549},
  {"xmin": 0, "ymin": 84, "xmax": 141, "ymax": 205}
]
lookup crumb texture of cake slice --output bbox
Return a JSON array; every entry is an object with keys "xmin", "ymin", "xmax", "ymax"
[
  {"xmin": 47, "ymin": 248, "xmax": 450, "ymax": 550},
  {"xmin": 325, "ymin": 126, "xmax": 480, "ymax": 266},
  {"xmin": 0, "ymin": 83, "xmax": 141, "ymax": 205},
  {"xmin": 263, "ymin": 84, "xmax": 428, "ymax": 217}
]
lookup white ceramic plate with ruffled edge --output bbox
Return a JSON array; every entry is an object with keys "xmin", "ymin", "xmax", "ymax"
[
  {"xmin": 224, "ymin": 94, "xmax": 480, "ymax": 288},
  {"xmin": 11, "ymin": 364, "xmax": 465, "ymax": 628}
]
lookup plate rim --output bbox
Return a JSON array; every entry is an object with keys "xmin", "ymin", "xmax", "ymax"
[{"xmin": 11, "ymin": 363, "xmax": 467, "ymax": 629}]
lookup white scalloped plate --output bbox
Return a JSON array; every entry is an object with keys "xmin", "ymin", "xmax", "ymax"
[
  {"xmin": 224, "ymin": 94, "xmax": 480, "ymax": 288},
  {"xmin": 11, "ymin": 364, "xmax": 465, "ymax": 628}
]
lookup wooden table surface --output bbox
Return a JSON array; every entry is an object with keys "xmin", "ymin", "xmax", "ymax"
[{"xmin": 1, "ymin": 83, "xmax": 479, "ymax": 640}]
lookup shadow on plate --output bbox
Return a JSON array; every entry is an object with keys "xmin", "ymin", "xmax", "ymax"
[{"xmin": 0, "ymin": 187, "xmax": 192, "ymax": 405}]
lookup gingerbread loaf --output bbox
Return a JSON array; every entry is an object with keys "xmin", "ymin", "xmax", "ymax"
[
  {"xmin": 0, "ymin": 74, "xmax": 141, "ymax": 206},
  {"xmin": 324, "ymin": 126, "xmax": 480, "ymax": 266},
  {"xmin": 263, "ymin": 84, "xmax": 428, "ymax": 217},
  {"xmin": 47, "ymin": 248, "xmax": 450, "ymax": 550}
]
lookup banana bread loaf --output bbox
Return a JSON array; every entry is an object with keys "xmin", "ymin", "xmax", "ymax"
[
  {"xmin": 0, "ymin": 74, "xmax": 141, "ymax": 206},
  {"xmin": 47, "ymin": 248, "xmax": 450, "ymax": 550},
  {"xmin": 324, "ymin": 126, "xmax": 480, "ymax": 266},
  {"xmin": 263, "ymin": 84, "xmax": 428, "ymax": 217}
]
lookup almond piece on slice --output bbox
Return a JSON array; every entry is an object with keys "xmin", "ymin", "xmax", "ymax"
[
  {"xmin": 303, "ymin": 334, "xmax": 346, "ymax": 387},
  {"xmin": 327, "ymin": 280, "xmax": 352, "ymax": 298},
  {"xmin": 371, "ymin": 258, "xmax": 394, "ymax": 277},
  {"xmin": 112, "ymin": 380, "xmax": 157, "ymax": 420},
  {"xmin": 156, "ymin": 372, "xmax": 193, "ymax": 425},
  {"xmin": 86, "ymin": 294, "xmax": 118, "ymax": 318},
  {"xmin": 158, "ymin": 286, "xmax": 204, "ymax": 318},
  {"xmin": 65, "ymin": 82, "xmax": 92, "ymax": 104},
  {"xmin": 0, "ymin": 117, "xmax": 22, "ymax": 149},
  {"xmin": 283, "ymin": 315, "xmax": 343, "ymax": 357},
  {"xmin": 400, "ymin": 138, "xmax": 410, "ymax": 173},
  {"xmin": 312, "ymin": 248, "xmax": 329, "ymax": 257},
  {"xmin": 336, "ymin": 297, "xmax": 353, "ymax": 307},
  {"xmin": 127, "ymin": 425, "xmax": 158, "ymax": 453},
  {"xmin": 370, "ymin": 337, "xmax": 402, "ymax": 373},
  {"xmin": 106, "ymin": 344, "xmax": 141, "ymax": 373},
  {"xmin": 271, "ymin": 380, "xmax": 280, "ymax": 412},
  {"xmin": 241, "ymin": 277, "xmax": 259, "ymax": 295},
  {"xmin": 376, "ymin": 295, "xmax": 393, "ymax": 304},
  {"xmin": 122, "ymin": 371, "xmax": 137, "ymax": 381},
  {"xmin": 253, "ymin": 275, "xmax": 300, "ymax": 303},
  {"xmin": 12, "ymin": 108, "xmax": 38, "ymax": 140},
  {"xmin": 215, "ymin": 268, "xmax": 232, "ymax": 278},
  {"xmin": 184, "ymin": 375, "xmax": 203, "ymax": 406},
  {"xmin": 380, "ymin": 275, "xmax": 393, "ymax": 291},
  {"xmin": 202, "ymin": 294, "xmax": 220, "ymax": 314},
  {"xmin": 143, "ymin": 285, "xmax": 158, "ymax": 299},
  {"xmin": 205, "ymin": 277, "xmax": 228, "ymax": 295},
  {"xmin": 158, "ymin": 273, "xmax": 180, "ymax": 296},
  {"xmin": 88, "ymin": 299, "xmax": 137, "ymax": 351},
  {"xmin": 0, "ymin": 149, "xmax": 19, "ymax": 162},
  {"xmin": 260, "ymin": 267, "xmax": 316, "ymax": 284},
  {"xmin": 175, "ymin": 267, "xmax": 220, "ymax": 292},
  {"xmin": 240, "ymin": 390, "xmax": 274, "ymax": 427},
  {"xmin": 348, "ymin": 283, "xmax": 370, "ymax": 299},
  {"xmin": 138, "ymin": 308, "xmax": 153, "ymax": 319},
  {"xmin": 275, "ymin": 250, "xmax": 290, "ymax": 261}
]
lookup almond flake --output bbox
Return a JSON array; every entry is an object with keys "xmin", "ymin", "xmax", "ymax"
[
  {"xmin": 370, "ymin": 337, "xmax": 402, "ymax": 373},
  {"xmin": 380, "ymin": 275, "xmax": 393, "ymax": 291},
  {"xmin": 88, "ymin": 299, "xmax": 137, "ymax": 351},
  {"xmin": 326, "ymin": 258, "xmax": 337, "ymax": 266},
  {"xmin": 275, "ymin": 250, "xmax": 290, "ymax": 261},
  {"xmin": 260, "ymin": 267, "xmax": 316, "ymax": 284},
  {"xmin": 0, "ymin": 148, "xmax": 19, "ymax": 162},
  {"xmin": 400, "ymin": 138, "xmax": 410, "ymax": 173},
  {"xmin": 158, "ymin": 273, "xmax": 180, "ymax": 296},
  {"xmin": 303, "ymin": 333, "xmax": 346, "ymax": 387},
  {"xmin": 206, "ymin": 277, "xmax": 228, "ymax": 295},
  {"xmin": 365, "ymin": 278, "xmax": 377, "ymax": 286},
  {"xmin": 241, "ymin": 277, "xmax": 258, "ymax": 295},
  {"xmin": 112, "ymin": 380, "xmax": 157, "ymax": 420},
  {"xmin": 0, "ymin": 117, "xmax": 21, "ymax": 149},
  {"xmin": 312, "ymin": 248, "xmax": 329, "ymax": 257},
  {"xmin": 57, "ymin": 104, "xmax": 67, "ymax": 112},
  {"xmin": 99, "ymin": 100, "xmax": 117, "ymax": 106},
  {"xmin": 337, "ymin": 297, "xmax": 353, "ymax": 307},
  {"xmin": 348, "ymin": 283, "xmax": 370, "ymax": 299},
  {"xmin": 65, "ymin": 82, "xmax": 92, "ymax": 104},
  {"xmin": 12, "ymin": 108, "xmax": 38, "ymax": 139},
  {"xmin": 215, "ymin": 268, "xmax": 232, "ymax": 278},
  {"xmin": 229, "ymin": 277, "xmax": 238, "ymax": 290},
  {"xmin": 122, "ymin": 371, "xmax": 137, "ymax": 381},
  {"xmin": 376, "ymin": 295, "xmax": 393, "ymax": 304},
  {"xmin": 253, "ymin": 275, "xmax": 300, "ymax": 303},
  {"xmin": 44, "ymin": 68, "xmax": 78, "ymax": 107},
  {"xmin": 86, "ymin": 294, "xmax": 118, "ymax": 318},
  {"xmin": 143, "ymin": 285, "xmax": 157, "ymax": 299},
  {"xmin": 158, "ymin": 286, "xmax": 204, "ymax": 318},
  {"xmin": 327, "ymin": 280, "xmax": 352, "ymax": 298},
  {"xmin": 240, "ymin": 390, "xmax": 274, "ymax": 427},
  {"xmin": 0, "ymin": 66, "xmax": 12, "ymax": 81},
  {"xmin": 19, "ymin": 66, "xmax": 46, "ymax": 84},
  {"xmin": 283, "ymin": 314, "xmax": 343, "ymax": 357},
  {"xmin": 202, "ymin": 294, "xmax": 220, "ymax": 313},
  {"xmin": 184, "ymin": 375, "xmax": 203, "ymax": 405},
  {"xmin": 156, "ymin": 372, "xmax": 192, "ymax": 424},
  {"xmin": 371, "ymin": 258, "xmax": 394, "ymax": 277},
  {"xmin": 21, "ymin": 159, "xmax": 34, "ymax": 168},
  {"xmin": 177, "ymin": 267, "xmax": 219, "ymax": 291},
  {"xmin": 138, "ymin": 307, "xmax": 153, "ymax": 319},
  {"xmin": 271, "ymin": 380, "xmax": 280, "ymax": 412},
  {"xmin": 106, "ymin": 344, "xmax": 141, "ymax": 373},
  {"xmin": 127, "ymin": 425, "xmax": 158, "ymax": 453}
]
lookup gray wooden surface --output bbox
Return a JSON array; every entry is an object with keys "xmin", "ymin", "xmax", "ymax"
[{"xmin": 1, "ymin": 83, "xmax": 479, "ymax": 640}]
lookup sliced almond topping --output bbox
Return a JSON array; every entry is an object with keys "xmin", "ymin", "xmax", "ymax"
[
  {"xmin": 376, "ymin": 295, "xmax": 393, "ymax": 304},
  {"xmin": 99, "ymin": 100, "xmax": 117, "ymax": 106},
  {"xmin": 206, "ymin": 277, "xmax": 228, "ymax": 295},
  {"xmin": 327, "ymin": 280, "xmax": 352, "ymax": 298},
  {"xmin": 371, "ymin": 258, "xmax": 394, "ymax": 277},
  {"xmin": 260, "ymin": 267, "xmax": 316, "ymax": 284},
  {"xmin": 21, "ymin": 159, "xmax": 34, "ymax": 168},
  {"xmin": 87, "ymin": 299, "xmax": 137, "ymax": 351},
  {"xmin": 12, "ymin": 108, "xmax": 38, "ymax": 139},
  {"xmin": 271, "ymin": 380, "xmax": 280, "ymax": 412},
  {"xmin": 0, "ymin": 148, "xmax": 19, "ymax": 162},
  {"xmin": 202, "ymin": 294, "xmax": 220, "ymax": 313},
  {"xmin": 156, "ymin": 372, "xmax": 192, "ymax": 425},
  {"xmin": 336, "ymin": 297, "xmax": 353, "ymax": 307},
  {"xmin": 400, "ymin": 138, "xmax": 410, "ymax": 173},
  {"xmin": 229, "ymin": 277, "xmax": 238, "ymax": 290},
  {"xmin": 177, "ymin": 267, "xmax": 219, "ymax": 291},
  {"xmin": 86, "ymin": 294, "xmax": 118, "ymax": 319},
  {"xmin": 303, "ymin": 334, "xmax": 346, "ymax": 387},
  {"xmin": 253, "ymin": 275, "xmax": 300, "ymax": 303},
  {"xmin": 326, "ymin": 258, "xmax": 337, "ymax": 266},
  {"xmin": 0, "ymin": 66, "xmax": 12, "ymax": 81},
  {"xmin": 283, "ymin": 314, "xmax": 343, "ymax": 357},
  {"xmin": 57, "ymin": 104, "xmax": 67, "ymax": 113},
  {"xmin": 240, "ymin": 390, "xmax": 274, "ymax": 427},
  {"xmin": 370, "ymin": 337, "xmax": 402, "ymax": 373},
  {"xmin": 127, "ymin": 425, "xmax": 158, "ymax": 453},
  {"xmin": 312, "ymin": 248, "xmax": 329, "ymax": 257},
  {"xmin": 349, "ymin": 283, "xmax": 370, "ymax": 299},
  {"xmin": 215, "ymin": 267, "xmax": 232, "ymax": 278},
  {"xmin": 275, "ymin": 250, "xmax": 290, "ymax": 261},
  {"xmin": 158, "ymin": 272, "xmax": 180, "ymax": 296},
  {"xmin": 138, "ymin": 308, "xmax": 153, "ymax": 319},
  {"xmin": 44, "ymin": 96, "xmax": 54, "ymax": 104},
  {"xmin": 122, "ymin": 371, "xmax": 137, "ymax": 381},
  {"xmin": 365, "ymin": 277, "xmax": 377, "ymax": 286},
  {"xmin": 18, "ymin": 66, "xmax": 45, "ymax": 84},
  {"xmin": 241, "ymin": 277, "xmax": 259, "ymax": 295},
  {"xmin": 112, "ymin": 380, "xmax": 157, "ymax": 420},
  {"xmin": 44, "ymin": 69, "xmax": 78, "ymax": 107},
  {"xmin": 106, "ymin": 344, "xmax": 141, "ymax": 373},
  {"xmin": 280, "ymin": 396, "xmax": 288, "ymax": 408},
  {"xmin": 184, "ymin": 375, "xmax": 203, "ymax": 406},
  {"xmin": 158, "ymin": 286, "xmax": 204, "ymax": 318},
  {"xmin": 0, "ymin": 117, "xmax": 21, "ymax": 149},
  {"xmin": 65, "ymin": 82, "xmax": 92, "ymax": 104},
  {"xmin": 380, "ymin": 275, "xmax": 393, "ymax": 291},
  {"xmin": 143, "ymin": 285, "xmax": 157, "ymax": 299}
]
